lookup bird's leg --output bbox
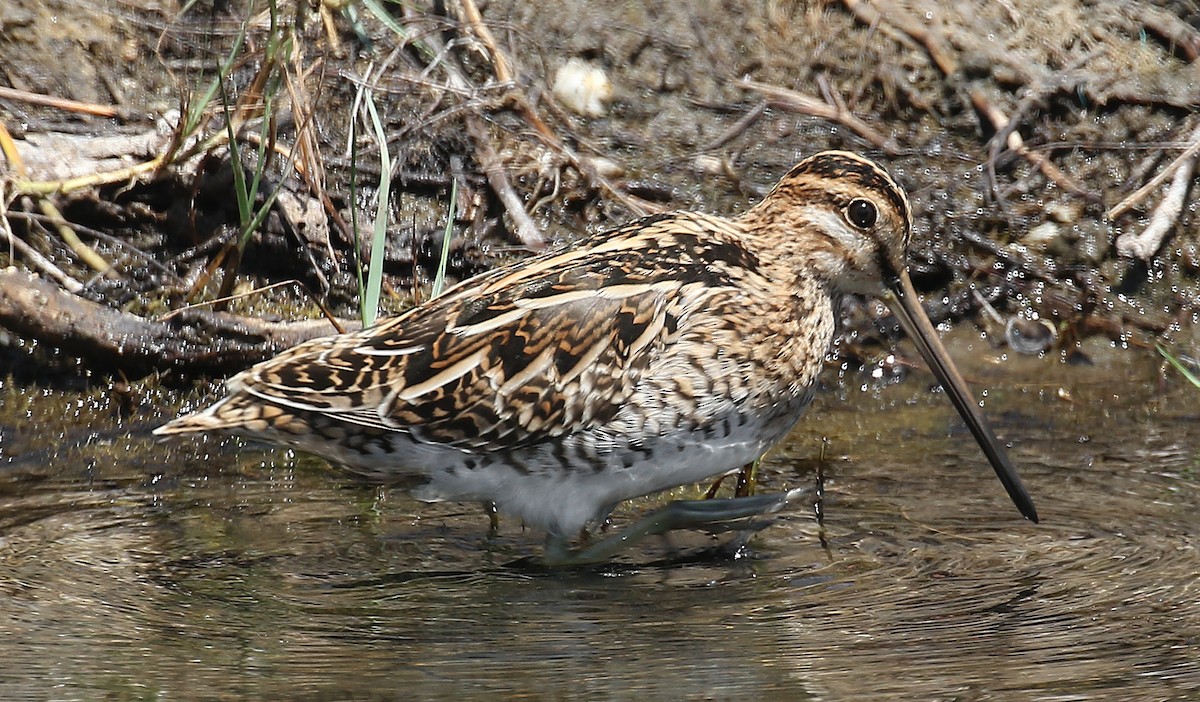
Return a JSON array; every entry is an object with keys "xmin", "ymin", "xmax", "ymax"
[
  {"xmin": 734, "ymin": 458, "xmax": 760, "ymax": 498},
  {"xmin": 483, "ymin": 501, "xmax": 500, "ymax": 537},
  {"xmin": 702, "ymin": 459, "xmax": 761, "ymax": 499},
  {"xmin": 702, "ymin": 474, "xmax": 728, "ymax": 499},
  {"xmin": 540, "ymin": 487, "xmax": 810, "ymax": 567}
]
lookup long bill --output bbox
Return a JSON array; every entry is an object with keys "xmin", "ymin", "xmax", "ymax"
[{"xmin": 883, "ymin": 271, "xmax": 1039, "ymax": 523}]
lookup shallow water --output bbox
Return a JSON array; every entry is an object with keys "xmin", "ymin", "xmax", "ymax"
[{"xmin": 0, "ymin": 333, "xmax": 1197, "ymax": 700}]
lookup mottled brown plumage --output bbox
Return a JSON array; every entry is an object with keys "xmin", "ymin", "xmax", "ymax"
[{"xmin": 156, "ymin": 151, "xmax": 1037, "ymax": 564}]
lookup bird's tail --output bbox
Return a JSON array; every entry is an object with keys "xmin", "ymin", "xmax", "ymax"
[{"xmin": 153, "ymin": 394, "xmax": 262, "ymax": 436}]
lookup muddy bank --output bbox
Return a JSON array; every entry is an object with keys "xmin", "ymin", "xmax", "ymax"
[{"xmin": 1, "ymin": 0, "xmax": 1198, "ymax": 381}]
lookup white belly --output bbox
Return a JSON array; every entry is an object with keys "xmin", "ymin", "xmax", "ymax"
[{"xmin": 411, "ymin": 395, "xmax": 811, "ymax": 537}]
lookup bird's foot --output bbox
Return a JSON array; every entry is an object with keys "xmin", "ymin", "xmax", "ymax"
[{"xmin": 541, "ymin": 487, "xmax": 810, "ymax": 567}]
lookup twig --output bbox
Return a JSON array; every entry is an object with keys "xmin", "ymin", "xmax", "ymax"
[
  {"xmin": 36, "ymin": 198, "xmax": 119, "ymax": 279},
  {"xmin": 0, "ymin": 86, "xmax": 122, "ymax": 119},
  {"xmin": 699, "ymin": 100, "xmax": 768, "ymax": 152},
  {"xmin": 392, "ymin": 6, "xmax": 543, "ymax": 246},
  {"xmin": 0, "ymin": 231, "xmax": 83, "ymax": 293},
  {"xmin": 0, "ymin": 121, "xmax": 25, "ymax": 176},
  {"xmin": 969, "ymin": 88, "xmax": 1091, "ymax": 198},
  {"xmin": 840, "ymin": 0, "xmax": 1086, "ymax": 193},
  {"xmin": 11, "ymin": 155, "xmax": 167, "ymax": 197},
  {"xmin": 458, "ymin": 0, "xmax": 514, "ymax": 84},
  {"xmin": 0, "ymin": 267, "xmax": 357, "ymax": 375},
  {"xmin": 1108, "ymin": 121, "xmax": 1200, "ymax": 220},
  {"xmin": 464, "ymin": 116, "xmax": 546, "ymax": 249},
  {"xmin": 1115, "ymin": 130, "xmax": 1200, "ymax": 260},
  {"xmin": 840, "ymin": 0, "xmax": 958, "ymax": 76},
  {"xmin": 739, "ymin": 79, "xmax": 899, "ymax": 155},
  {"xmin": 283, "ymin": 54, "xmax": 339, "ymax": 264},
  {"xmin": 958, "ymin": 228, "xmax": 1055, "ymax": 285},
  {"xmin": 318, "ymin": 1, "xmax": 345, "ymax": 57},
  {"xmin": 0, "ymin": 188, "xmax": 84, "ymax": 293},
  {"xmin": 1116, "ymin": 3, "xmax": 1200, "ymax": 62},
  {"xmin": 159, "ymin": 278, "xmax": 346, "ymax": 333},
  {"xmin": 3, "ymin": 210, "xmax": 176, "ymax": 280}
]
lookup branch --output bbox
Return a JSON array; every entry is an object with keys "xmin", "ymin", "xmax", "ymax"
[{"xmin": 0, "ymin": 268, "xmax": 355, "ymax": 376}]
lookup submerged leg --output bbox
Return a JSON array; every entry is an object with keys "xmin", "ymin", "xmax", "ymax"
[
  {"xmin": 542, "ymin": 487, "xmax": 810, "ymax": 567},
  {"xmin": 734, "ymin": 459, "xmax": 760, "ymax": 498},
  {"xmin": 483, "ymin": 501, "xmax": 500, "ymax": 537},
  {"xmin": 702, "ymin": 459, "xmax": 761, "ymax": 499}
]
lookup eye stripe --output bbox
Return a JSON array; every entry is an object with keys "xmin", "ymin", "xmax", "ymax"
[{"xmin": 785, "ymin": 151, "xmax": 910, "ymax": 228}]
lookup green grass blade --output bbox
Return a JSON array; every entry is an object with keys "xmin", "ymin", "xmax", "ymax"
[
  {"xmin": 359, "ymin": 0, "xmax": 407, "ymax": 39},
  {"xmin": 182, "ymin": 8, "xmax": 250, "ymax": 139},
  {"xmin": 362, "ymin": 89, "xmax": 392, "ymax": 327},
  {"xmin": 358, "ymin": 0, "xmax": 435, "ymax": 60},
  {"xmin": 216, "ymin": 70, "xmax": 253, "ymax": 230},
  {"xmin": 348, "ymin": 115, "xmax": 367, "ymax": 325},
  {"xmin": 1158, "ymin": 344, "xmax": 1200, "ymax": 389},
  {"xmin": 431, "ymin": 178, "xmax": 458, "ymax": 298}
]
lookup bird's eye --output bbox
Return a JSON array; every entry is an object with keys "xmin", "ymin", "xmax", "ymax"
[{"xmin": 845, "ymin": 198, "xmax": 877, "ymax": 229}]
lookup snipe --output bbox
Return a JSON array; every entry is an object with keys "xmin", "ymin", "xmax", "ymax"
[{"xmin": 156, "ymin": 151, "xmax": 1038, "ymax": 565}]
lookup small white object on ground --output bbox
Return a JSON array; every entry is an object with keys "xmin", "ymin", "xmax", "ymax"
[{"xmin": 552, "ymin": 58, "xmax": 613, "ymax": 117}]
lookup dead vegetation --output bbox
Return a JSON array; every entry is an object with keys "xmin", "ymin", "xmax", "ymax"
[{"xmin": 0, "ymin": 0, "xmax": 1198, "ymax": 379}]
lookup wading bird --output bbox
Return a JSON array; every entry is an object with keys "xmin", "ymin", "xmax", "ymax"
[{"xmin": 156, "ymin": 151, "xmax": 1038, "ymax": 565}]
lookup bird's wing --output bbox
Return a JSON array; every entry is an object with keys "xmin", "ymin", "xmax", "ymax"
[{"xmin": 232, "ymin": 213, "xmax": 756, "ymax": 451}]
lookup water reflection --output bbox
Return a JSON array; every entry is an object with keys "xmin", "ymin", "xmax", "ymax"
[{"xmin": 0, "ymin": 336, "xmax": 1197, "ymax": 699}]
